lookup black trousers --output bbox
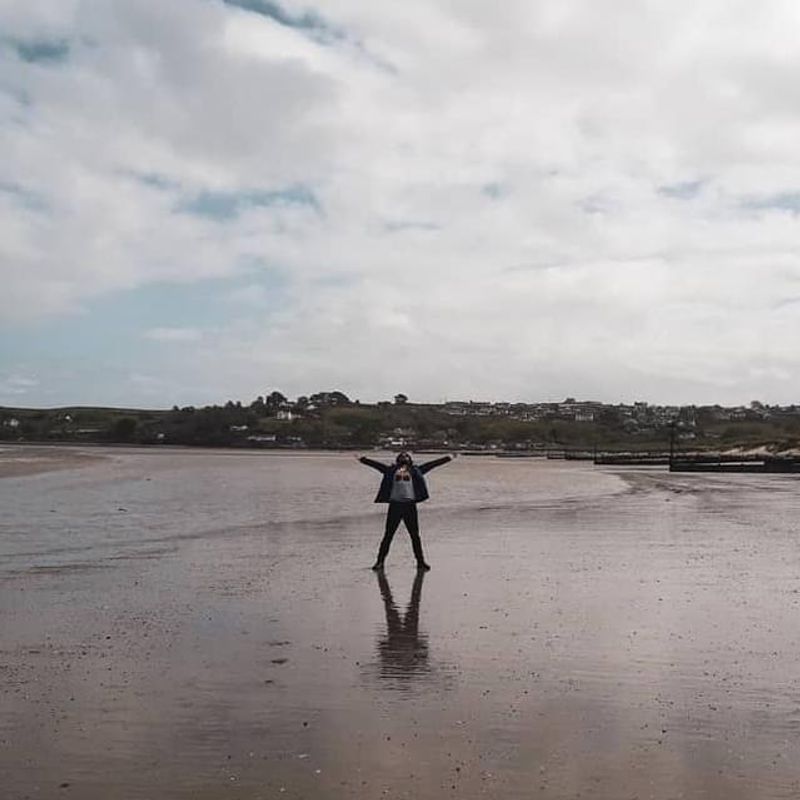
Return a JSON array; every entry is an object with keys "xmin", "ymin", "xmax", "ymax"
[{"xmin": 375, "ymin": 502, "xmax": 425, "ymax": 565}]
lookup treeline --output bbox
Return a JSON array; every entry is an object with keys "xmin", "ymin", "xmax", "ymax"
[
  {"xmin": 0, "ymin": 392, "xmax": 618, "ymax": 449},
  {"xmin": 3, "ymin": 391, "xmax": 800, "ymax": 451}
]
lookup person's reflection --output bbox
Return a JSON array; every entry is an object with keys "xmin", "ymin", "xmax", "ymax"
[{"xmin": 376, "ymin": 570, "xmax": 430, "ymax": 681}]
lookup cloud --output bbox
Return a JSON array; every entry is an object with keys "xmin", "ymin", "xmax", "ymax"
[
  {"xmin": 2, "ymin": 0, "xmax": 800, "ymax": 405},
  {"xmin": 225, "ymin": 283, "xmax": 276, "ymax": 308},
  {"xmin": 0, "ymin": 373, "xmax": 39, "ymax": 402},
  {"xmin": 144, "ymin": 327, "xmax": 203, "ymax": 343}
]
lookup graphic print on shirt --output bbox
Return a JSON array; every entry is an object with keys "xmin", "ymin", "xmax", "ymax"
[{"xmin": 390, "ymin": 467, "xmax": 417, "ymax": 503}]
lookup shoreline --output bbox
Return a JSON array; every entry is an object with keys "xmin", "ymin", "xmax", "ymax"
[{"xmin": 0, "ymin": 445, "xmax": 108, "ymax": 478}]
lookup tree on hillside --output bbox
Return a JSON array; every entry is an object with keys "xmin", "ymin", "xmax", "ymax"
[
  {"xmin": 328, "ymin": 390, "xmax": 351, "ymax": 406},
  {"xmin": 394, "ymin": 393, "xmax": 409, "ymax": 405},
  {"xmin": 266, "ymin": 391, "xmax": 287, "ymax": 410},
  {"xmin": 310, "ymin": 391, "xmax": 351, "ymax": 407}
]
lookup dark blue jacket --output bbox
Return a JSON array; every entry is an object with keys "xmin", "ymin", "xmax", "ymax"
[{"xmin": 359, "ymin": 455, "xmax": 452, "ymax": 503}]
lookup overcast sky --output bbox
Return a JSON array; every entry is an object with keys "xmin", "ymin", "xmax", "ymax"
[{"xmin": 2, "ymin": 0, "xmax": 800, "ymax": 408}]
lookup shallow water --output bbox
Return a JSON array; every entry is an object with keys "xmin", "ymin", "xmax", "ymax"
[{"xmin": 3, "ymin": 448, "xmax": 800, "ymax": 798}]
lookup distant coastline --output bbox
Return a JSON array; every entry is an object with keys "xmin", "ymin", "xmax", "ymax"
[{"xmin": 3, "ymin": 392, "xmax": 798, "ymax": 454}]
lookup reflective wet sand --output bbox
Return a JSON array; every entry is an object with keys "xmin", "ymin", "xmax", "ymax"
[{"xmin": 3, "ymin": 448, "xmax": 800, "ymax": 798}]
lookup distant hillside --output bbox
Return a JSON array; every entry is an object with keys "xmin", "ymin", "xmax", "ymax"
[{"xmin": 3, "ymin": 393, "xmax": 800, "ymax": 452}]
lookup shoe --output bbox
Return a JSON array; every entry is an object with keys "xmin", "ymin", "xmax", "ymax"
[
  {"xmin": 371, "ymin": 562, "xmax": 384, "ymax": 571},
  {"xmin": 417, "ymin": 562, "xmax": 431, "ymax": 572}
]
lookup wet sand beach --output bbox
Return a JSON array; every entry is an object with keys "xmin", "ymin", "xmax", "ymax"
[
  {"xmin": 0, "ymin": 445, "xmax": 107, "ymax": 479},
  {"xmin": 3, "ymin": 448, "xmax": 800, "ymax": 798}
]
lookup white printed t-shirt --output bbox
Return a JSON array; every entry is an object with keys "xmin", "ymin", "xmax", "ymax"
[{"xmin": 390, "ymin": 468, "xmax": 416, "ymax": 502}]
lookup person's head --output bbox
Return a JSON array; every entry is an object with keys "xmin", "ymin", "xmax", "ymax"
[{"xmin": 395, "ymin": 451, "xmax": 413, "ymax": 468}]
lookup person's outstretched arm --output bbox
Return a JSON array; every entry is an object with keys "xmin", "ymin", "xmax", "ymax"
[
  {"xmin": 418, "ymin": 454, "xmax": 455, "ymax": 474},
  {"xmin": 357, "ymin": 455, "xmax": 390, "ymax": 473}
]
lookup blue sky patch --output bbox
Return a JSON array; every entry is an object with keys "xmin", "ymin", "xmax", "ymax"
[
  {"xmin": 482, "ymin": 182, "xmax": 506, "ymax": 199},
  {"xmin": 177, "ymin": 185, "xmax": 320, "ymax": 220},
  {"xmin": 223, "ymin": 0, "xmax": 345, "ymax": 44},
  {"xmin": 0, "ymin": 273, "xmax": 289, "ymax": 371},
  {"xmin": 128, "ymin": 172, "xmax": 180, "ymax": 191},
  {"xmin": 9, "ymin": 38, "xmax": 70, "ymax": 64},
  {"xmin": 743, "ymin": 193, "xmax": 800, "ymax": 213},
  {"xmin": 0, "ymin": 181, "xmax": 47, "ymax": 212},
  {"xmin": 658, "ymin": 180, "xmax": 704, "ymax": 199}
]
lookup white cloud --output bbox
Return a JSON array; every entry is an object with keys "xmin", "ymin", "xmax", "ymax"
[
  {"xmin": 2, "ymin": 0, "xmax": 800, "ymax": 404},
  {"xmin": 0, "ymin": 373, "xmax": 39, "ymax": 403},
  {"xmin": 225, "ymin": 284, "xmax": 274, "ymax": 308},
  {"xmin": 144, "ymin": 327, "xmax": 203, "ymax": 343}
]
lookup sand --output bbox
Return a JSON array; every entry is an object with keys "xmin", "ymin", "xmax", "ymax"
[
  {"xmin": 0, "ymin": 445, "xmax": 107, "ymax": 478},
  {"xmin": 3, "ymin": 448, "xmax": 800, "ymax": 798}
]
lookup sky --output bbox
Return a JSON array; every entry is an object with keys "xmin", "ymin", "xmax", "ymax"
[{"xmin": 2, "ymin": 0, "xmax": 800, "ymax": 408}]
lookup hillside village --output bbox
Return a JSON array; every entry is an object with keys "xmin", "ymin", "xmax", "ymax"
[{"xmin": 3, "ymin": 393, "xmax": 800, "ymax": 453}]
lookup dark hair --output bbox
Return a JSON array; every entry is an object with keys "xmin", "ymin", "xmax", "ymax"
[{"xmin": 395, "ymin": 451, "xmax": 413, "ymax": 465}]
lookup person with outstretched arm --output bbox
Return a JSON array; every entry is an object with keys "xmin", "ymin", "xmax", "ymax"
[{"xmin": 357, "ymin": 451, "xmax": 455, "ymax": 571}]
